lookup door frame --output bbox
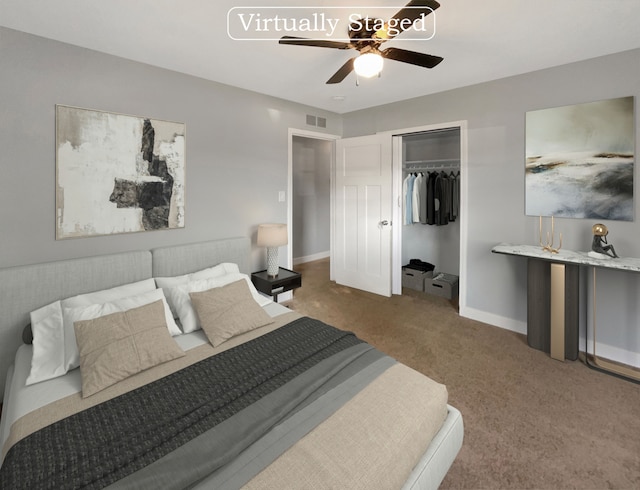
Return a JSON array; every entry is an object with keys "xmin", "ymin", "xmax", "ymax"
[
  {"xmin": 287, "ymin": 128, "xmax": 340, "ymax": 281},
  {"xmin": 377, "ymin": 120, "xmax": 468, "ymax": 312}
]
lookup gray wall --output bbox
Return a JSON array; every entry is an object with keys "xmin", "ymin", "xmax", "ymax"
[
  {"xmin": 0, "ymin": 27, "xmax": 341, "ymax": 272},
  {"xmin": 292, "ymin": 136, "xmax": 331, "ymax": 262},
  {"xmin": 2, "ymin": 25, "xmax": 639, "ymax": 366},
  {"xmin": 344, "ymin": 48, "xmax": 640, "ymax": 366}
]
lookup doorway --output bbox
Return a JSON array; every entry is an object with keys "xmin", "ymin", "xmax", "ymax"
[{"xmin": 288, "ymin": 129, "xmax": 339, "ymax": 278}]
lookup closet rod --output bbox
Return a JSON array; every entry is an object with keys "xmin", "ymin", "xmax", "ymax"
[
  {"xmin": 405, "ymin": 163, "xmax": 460, "ymax": 171},
  {"xmin": 404, "ymin": 158, "xmax": 459, "ymax": 170}
]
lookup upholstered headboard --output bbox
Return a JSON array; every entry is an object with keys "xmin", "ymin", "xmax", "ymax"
[
  {"xmin": 0, "ymin": 251, "xmax": 152, "ymax": 401},
  {"xmin": 151, "ymin": 237, "xmax": 251, "ymax": 277},
  {"xmin": 0, "ymin": 237, "xmax": 252, "ymax": 402}
]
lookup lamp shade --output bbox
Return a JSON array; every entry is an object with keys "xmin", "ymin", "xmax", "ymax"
[{"xmin": 257, "ymin": 223, "xmax": 288, "ymax": 247}]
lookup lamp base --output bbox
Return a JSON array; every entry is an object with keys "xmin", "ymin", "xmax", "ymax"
[{"xmin": 266, "ymin": 247, "xmax": 279, "ymax": 277}]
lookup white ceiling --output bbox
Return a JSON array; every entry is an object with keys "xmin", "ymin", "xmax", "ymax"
[{"xmin": 2, "ymin": 0, "xmax": 640, "ymax": 114}]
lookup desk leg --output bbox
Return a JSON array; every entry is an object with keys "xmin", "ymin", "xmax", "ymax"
[
  {"xmin": 586, "ymin": 267, "xmax": 640, "ymax": 383},
  {"xmin": 527, "ymin": 259, "xmax": 579, "ymax": 361},
  {"xmin": 527, "ymin": 259, "xmax": 550, "ymax": 353},
  {"xmin": 550, "ymin": 263, "xmax": 565, "ymax": 361}
]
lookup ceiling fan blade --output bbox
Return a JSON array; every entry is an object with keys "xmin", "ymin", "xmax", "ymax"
[
  {"xmin": 279, "ymin": 36, "xmax": 352, "ymax": 50},
  {"xmin": 376, "ymin": 0, "xmax": 440, "ymax": 39},
  {"xmin": 381, "ymin": 47, "xmax": 443, "ymax": 68},
  {"xmin": 391, "ymin": 0, "xmax": 440, "ymax": 24},
  {"xmin": 326, "ymin": 58, "xmax": 355, "ymax": 84}
]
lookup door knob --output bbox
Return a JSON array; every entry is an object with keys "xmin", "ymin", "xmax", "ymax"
[{"xmin": 379, "ymin": 220, "xmax": 389, "ymax": 226}]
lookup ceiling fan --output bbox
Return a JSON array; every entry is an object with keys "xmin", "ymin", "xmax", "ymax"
[{"xmin": 279, "ymin": 0, "xmax": 443, "ymax": 84}]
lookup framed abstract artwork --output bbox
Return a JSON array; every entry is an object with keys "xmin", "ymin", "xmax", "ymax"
[
  {"xmin": 525, "ymin": 96, "xmax": 634, "ymax": 221},
  {"xmin": 56, "ymin": 105, "xmax": 185, "ymax": 239}
]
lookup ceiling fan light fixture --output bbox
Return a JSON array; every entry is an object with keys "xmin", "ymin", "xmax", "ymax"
[{"xmin": 354, "ymin": 52, "xmax": 383, "ymax": 78}]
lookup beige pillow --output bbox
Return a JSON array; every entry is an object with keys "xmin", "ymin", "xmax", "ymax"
[
  {"xmin": 189, "ymin": 279, "xmax": 274, "ymax": 347},
  {"xmin": 74, "ymin": 300, "xmax": 185, "ymax": 397}
]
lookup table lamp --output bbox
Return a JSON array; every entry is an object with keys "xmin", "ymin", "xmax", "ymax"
[{"xmin": 257, "ymin": 223, "xmax": 288, "ymax": 277}]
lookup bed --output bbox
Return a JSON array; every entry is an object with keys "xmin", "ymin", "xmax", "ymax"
[{"xmin": 0, "ymin": 237, "xmax": 463, "ymax": 489}]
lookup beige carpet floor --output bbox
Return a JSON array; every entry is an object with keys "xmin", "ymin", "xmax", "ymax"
[{"xmin": 287, "ymin": 258, "xmax": 640, "ymax": 489}]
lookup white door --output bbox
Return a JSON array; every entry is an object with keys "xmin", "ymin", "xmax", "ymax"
[{"xmin": 334, "ymin": 134, "xmax": 392, "ymax": 296}]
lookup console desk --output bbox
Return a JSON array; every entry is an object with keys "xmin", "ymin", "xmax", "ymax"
[{"xmin": 492, "ymin": 243, "xmax": 640, "ymax": 382}]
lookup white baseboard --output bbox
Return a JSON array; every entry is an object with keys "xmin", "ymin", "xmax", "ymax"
[
  {"xmin": 581, "ymin": 337, "xmax": 640, "ymax": 369},
  {"xmin": 459, "ymin": 306, "xmax": 527, "ymax": 336},
  {"xmin": 461, "ymin": 307, "xmax": 639, "ymax": 368},
  {"xmin": 293, "ymin": 251, "xmax": 330, "ymax": 266}
]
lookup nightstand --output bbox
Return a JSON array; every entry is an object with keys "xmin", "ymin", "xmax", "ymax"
[{"xmin": 251, "ymin": 267, "xmax": 302, "ymax": 302}]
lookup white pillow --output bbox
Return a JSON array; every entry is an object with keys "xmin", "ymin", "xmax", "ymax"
[
  {"xmin": 155, "ymin": 263, "xmax": 240, "ymax": 316},
  {"xmin": 63, "ymin": 278, "xmax": 157, "ymax": 309},
  {"xmin": 166, "ymin": 273, "xmax": 271, "ymax": 334},
  {"xmin": 27, "ymin": 278, "xmax": 157, "ymax": 386},
  {"xmin": 61, "ymin": 289, "xmax": 181, "ymax": 373},
  {"xmin": 27, "ymin": 301, "xmax": 66, "ymax": 385}
]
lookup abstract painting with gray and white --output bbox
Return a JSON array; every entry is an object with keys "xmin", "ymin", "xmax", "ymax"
[
  {"xmin": 525, "ymin": 96, "xmax": 634, "ymax": 221},
  {"xmin": 56, "ymin": 106, "xmax": 185, "ymax": 239}
]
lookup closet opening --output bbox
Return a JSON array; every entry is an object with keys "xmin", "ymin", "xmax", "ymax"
[{"xmin": 397, "ymin": 126, "xmax": 462, "ymax": 305}]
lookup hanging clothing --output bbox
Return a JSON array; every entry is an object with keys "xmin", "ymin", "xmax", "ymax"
[
  {"xmin": 426, "ymin": 171, "xmax": 437, "ymax": 225},
  {"xmin": 405, "ymin": 168, "xmax": 460, "ymax": 226},
  {"xmin": 434, "ymin": 172, "xmax": 449, "ymax": 226},
  {"xmin": 412, "ymin": 173, "xmax": 423, "ymax": 223},
  {"xmin": 419, "ymin": 173, "xmax": 428, "ymax": 224},
  {"xmin": 451, "ymin": 171, "xmax": 460, "ymax": 221},
  {"xmin": 403, "ymin": 173, "xmax": 416, "ymax": 225}
]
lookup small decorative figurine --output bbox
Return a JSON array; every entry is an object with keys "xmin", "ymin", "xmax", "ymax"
[{"xmin": 590, "ymin": 223, "xmax": 619, "ymax": 258}]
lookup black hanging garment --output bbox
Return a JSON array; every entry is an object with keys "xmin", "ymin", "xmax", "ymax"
[
  {"xmin": 426, "ymin": 172, "xmax": 437, "ymax": 225},
  {"xmin": 434, "ymin": 172, "xmax": 449, "ymax": 226}
]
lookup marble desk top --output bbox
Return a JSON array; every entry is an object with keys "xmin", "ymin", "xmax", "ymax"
[{"xmin": 492, "ymin": 243, "xmax": 640, "ymax": 273}]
